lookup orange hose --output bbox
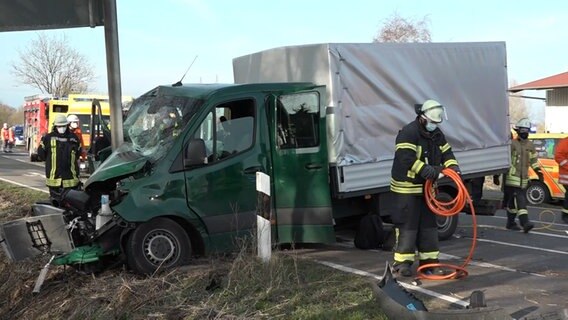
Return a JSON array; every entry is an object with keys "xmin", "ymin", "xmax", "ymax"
[{"xmin": 417, "ymin": 168, "xmax": 477, "ymax": 280}]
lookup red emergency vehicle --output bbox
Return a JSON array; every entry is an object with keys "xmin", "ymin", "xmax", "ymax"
[{"xmin": 23, "ymin": 94, "xmax": 52, "ymax": 161}]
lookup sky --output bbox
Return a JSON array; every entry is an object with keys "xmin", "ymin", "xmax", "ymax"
[{"xmin": 1, "ymin": 0, "xmax": 567, "ymax": 121}]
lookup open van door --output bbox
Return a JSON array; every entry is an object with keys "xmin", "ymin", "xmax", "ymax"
[
  {"xmin": 86, "ymin": 98, "xmax": 112, "ymax": 173},
  {"xmin": 267, "ymin": 86, "xmax": 335, "ymax": 244}
]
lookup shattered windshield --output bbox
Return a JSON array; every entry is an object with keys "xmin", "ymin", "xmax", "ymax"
[{"xmin": 123, "ymin": 93, "xmax": 204, "ymax": 162}]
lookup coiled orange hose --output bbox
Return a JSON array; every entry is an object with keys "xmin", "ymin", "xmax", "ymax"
[{"xmin": 417, "ymin": 168, "xmax": 477, "ymax": 280}]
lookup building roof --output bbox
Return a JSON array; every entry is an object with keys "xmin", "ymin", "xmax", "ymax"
[{"xmin": 509, "ymin": 71, "xmax": 568, "ymax": 92}]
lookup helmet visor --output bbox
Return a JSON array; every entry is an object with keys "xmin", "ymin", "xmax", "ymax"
[{"xmin": 424, "ymin": 106, "xmax": 445, "ymax": 123}]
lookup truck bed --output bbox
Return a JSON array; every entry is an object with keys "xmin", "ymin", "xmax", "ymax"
[{"xmin": 233, "ymin": 42, "xmax": 511, "ymax": 195}]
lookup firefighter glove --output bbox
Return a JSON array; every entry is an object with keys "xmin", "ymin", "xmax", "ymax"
[
  {"xmin": 448, "ymin": 165, "xmax": 461, "ymax": 175},
  {"xmin": 420, "ymin": 165, "xmax": 441, "ymax": 181}
]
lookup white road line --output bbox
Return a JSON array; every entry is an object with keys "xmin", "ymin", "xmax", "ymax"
[
  {"xmin": 0, "ymin": 177, "xmax": 49, "ymax": 194},
  {"xmin": 316, "ymin": 260, "xmax": 470, "ymax": 308},
  {"xmin": 437, "ymin": 252, "xmax": 546, "ymax": 278},
  {"xmin": 0, "ymin": 155, "xmax": 44, "ymax": 167},
  {"xmin": 474, "ymin": 224, "xmax": 568, "ymax": 239},
  {"xmin": 473, "ymin": 238, "xmax": 568, "ymax": 255},
  {"xmin": 23, "ymin": 172, "xmax": 44, "ymax": 177},
  {"xmin": 335, "ymin": 239, "xmax": 547, "ymax": 278}
]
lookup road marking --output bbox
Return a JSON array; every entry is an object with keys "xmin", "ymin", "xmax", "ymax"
[
  {"xmin": 0, "ymin": 155, "xmax": 44, "ymax": 167},
  {"xmin": 473, "ymin": 238, "xmax": 568, "ymax": 255},
  {"xmin": 438, "ymin": 252, "xmax": 546, "ymax": 277},
  {"xmin": 23, "ymin": 172, "xmax": 44, "ymax": 177},
  {"xmin": 0, "ymin": 177, "xmax": 49, "ymax": 194},
  {"xmin": 475, "ymin": 224, "xmax": 568, "ymax": 239},
  {"xmin": 335, "ymin": 239, "xmax": 547, "ymax": 277},
  {"xmin": 316, "ymin": 260, "xmax": 470, "ymax": 308}
]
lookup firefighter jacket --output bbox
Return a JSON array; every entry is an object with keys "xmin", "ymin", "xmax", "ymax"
[
  {"xmin": 37, "ymin": 129, "xmax": 81, "ymax": 188},
  {"xmin": 390, "ymin": 118, "xmax": 459, "ymax": 194},
  {"xmin": 555, "ymin": 137, "xmax": 568, "ymax": 185},
  {"xmin": 1, "ymin": 127, "xmax": 14, "ymax": 142},
  {"xmin": 505, "ymin": 138, "xmax": 539, "ymax": 188}
]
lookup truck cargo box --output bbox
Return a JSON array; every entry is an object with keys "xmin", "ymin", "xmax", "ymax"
[{"xmin": 233, "ymin": 42, "xmax": 510, "ymax": 194}]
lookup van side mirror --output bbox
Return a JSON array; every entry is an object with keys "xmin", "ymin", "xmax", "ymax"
[{"xmin": 184, "ymin": 138, "xmax": 207, "ymax": 167}]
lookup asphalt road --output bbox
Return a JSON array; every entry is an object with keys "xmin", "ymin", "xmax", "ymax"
[
  {"xmin": 0, "ymin": 146, "xmax": 48, "ymax": 193},
  {"xmin": 1, "ymin": 146, "xmax": 567, "ymax": 319}
]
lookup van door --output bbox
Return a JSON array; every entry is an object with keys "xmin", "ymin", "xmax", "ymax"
[
  {"xmin": 268, "ymin": 88, "xmax": 334, "ymax": 244},
  {"xmin": 184, "ymin": 97, "xmax": 264, "ymax": 252}
]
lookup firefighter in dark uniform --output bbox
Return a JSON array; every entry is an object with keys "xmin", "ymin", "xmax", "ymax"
[
  {"xmin": 37, "ymin": 114, "xmax": 82, "ymax": 203},
  {"xmin": 390, "ymin": 100, "xmax": 460, "ymax": 277},
  {"xmin": 504, "ymin": 118, "xmax": 541, "ymax": 232}
]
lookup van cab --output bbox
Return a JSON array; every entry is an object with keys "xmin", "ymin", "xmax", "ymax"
[{"xmin": 526, "ymin": 133, "xmax": 568, "ymax": 204}]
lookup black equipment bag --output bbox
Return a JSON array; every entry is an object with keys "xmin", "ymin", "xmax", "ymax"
[{"xmin": 354, "ymin": 214, "xmax": 385, "ymax": 249}]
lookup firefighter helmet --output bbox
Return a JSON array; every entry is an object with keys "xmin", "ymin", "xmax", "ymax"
[
  {"xmin": 514, "ymin": 118, "xmax": 531, "ymax": 129},
  {"xmin": 67, "ymin": 114, "xmax": 80, "ymax": 123},
  {"xmin": 421, "ymin": 100, "xmax": 444, "ymax": 123},
  {"xmin": 53, "ymin": 114, "xmax": 69, "ymax": 126}
]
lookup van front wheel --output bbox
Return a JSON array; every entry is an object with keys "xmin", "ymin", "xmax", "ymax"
[{"xmin": 126, "ymin": 217, "xmax": 192, "ymax": 275}]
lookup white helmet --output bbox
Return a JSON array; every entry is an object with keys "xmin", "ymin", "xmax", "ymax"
[
  {"xmin": 67, "ymin": 114, "xmax": 80, "ymax": 123},
  {"xmin": 53, "ymin": 114, "xmax": 69, "ymax": 126},
  {"xmin": 515, "ymin": 118, "xmax": 531, "ymax": 129},
  {"xmin": 421, "ymin": 100, "xmax": 445, "ymax": 123}
]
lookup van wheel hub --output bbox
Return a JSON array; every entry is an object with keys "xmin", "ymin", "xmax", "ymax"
[
  {"xmin": 144, "ymin": 231, "xmax": 177, "ymax": 264},
  {"xmin": 528, "ymin": 187, "xmax": 544, "ymax": 202}
]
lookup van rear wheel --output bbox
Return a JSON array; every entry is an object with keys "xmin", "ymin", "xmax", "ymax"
[
  {"xmin": 435, "ymin": 191, "xmax": 459, "ymax": 241},
  {"xmin": 526, "ymin": 181, "xmax": 550, "ymax": 205},
  {"xmin": 125, "ymin": 217, "xmax": 192, "ymax": 275},
  {"xmin": 437, "ymin": 214, "xmax": 458, "ymax": 241}
]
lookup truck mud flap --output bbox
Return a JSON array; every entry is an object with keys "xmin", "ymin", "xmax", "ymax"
[
  {"xmin": 0, "ymin": 212, "xmax": 73, "ymax": 262},
  {"xmin": 371, "ymin": 262, "xmax": 512, "ymax": 320}
]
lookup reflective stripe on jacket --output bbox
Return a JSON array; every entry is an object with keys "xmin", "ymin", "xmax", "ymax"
[
  {"xmin": 505, "ymin": 138, "xmax": 539, "ymax": 188},
  {"xmin": 390, "ymin": 118, "xmax": 458, "ymax": 195},
  {"xmin": 1, "ymin": 127, "xmax": 14, "ymax": 141},
  {"xmin": 37, "ymin": 130, "xmax": 81, "ymax": 188},
  {"xmin": 555, "ymin": 137, "xmax": 568, "ymax": 185}
]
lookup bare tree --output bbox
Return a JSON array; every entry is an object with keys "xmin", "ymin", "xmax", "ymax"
[
  {"xmin": 11, "ymin": 33, "xmax": 95, "ymax": 97},
  {"xmin": 508, "ymin": 80, "xmax": 530, "ymax": 128},
  {"xmin": 0, "ymin": 103, "xmax": 14, "ymax": 125},
  {"xmin": 374, "ymin": 12, "xmax": 431, "ymax": 43},
  {"xmin": 8, "ymin": 106, "xmax": 25, "ymax": 125}
]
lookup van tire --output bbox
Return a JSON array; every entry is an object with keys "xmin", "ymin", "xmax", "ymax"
[
  {"xmin": 125, "ymin": 217, "xmax": 192, "ymax": 275},
  {"xmin": 526, "ymin": 180, "xmax": 551, "ymax": 205},
  {"xmin": 437, "ymin": 214, "xmax": 459, "ymax": 241},
  {"xmin": 434, "ymin": 191, "xmax": 459, "ymax": 241}
]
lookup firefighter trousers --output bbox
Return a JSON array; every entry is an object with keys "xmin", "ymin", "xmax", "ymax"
[
  {"xmin": 503, "ymin": 186, "xmax": 528, "ymax": 216},
  {"xmin": 391, "ymin": 194, "xmax": 439, "ymax": 266}
]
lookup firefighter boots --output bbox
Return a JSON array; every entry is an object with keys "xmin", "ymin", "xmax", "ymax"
[
  {"xmin": 505, "ymin": 212, "xmax": 521, "ymax": 231},
  {"xmin": 518, "ymin": 214, "xmax": 534, "ymax": 233},
  {"xmin": 393, "ymin": 262, "xmax": 412, "ymax": 277}
]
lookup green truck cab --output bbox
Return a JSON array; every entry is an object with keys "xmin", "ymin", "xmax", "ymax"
[{"xmin": 73, "ymin": 82, "xmax": 334, "ymax": 274}]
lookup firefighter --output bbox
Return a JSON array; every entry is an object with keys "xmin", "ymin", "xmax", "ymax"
[
  {"xmin": 503, "ymin": 118, "xmax": 541, "ymax": 232},
  {"xmin": 37, "ymin": 114, "xmax": 81, "ymax": 203},
  {"xmin": 1, "ymin": 123, "xmax": 15, "ymax": 153},
  {"xmin": 67, "ymin": 114, "xmax": 87, "ymax": 161},
  {"xmin": 390, "ymin": 100, "xmax": 460, "ymax": 277},
  {"xmin": 554, "ymin": 135, "xmax": 568, "ymax": 223}
]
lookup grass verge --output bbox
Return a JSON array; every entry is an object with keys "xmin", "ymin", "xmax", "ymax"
[{"xmin": 0, "ymin": 181, "xmax": 387, "ymax": 320}]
